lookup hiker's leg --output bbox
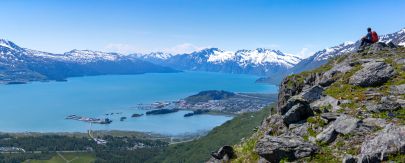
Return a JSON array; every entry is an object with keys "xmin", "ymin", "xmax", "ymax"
[
  {"xmin": 365, "ymin": 39, "xmax": 372, "ymax": 46},
  {"xmin": 360, "ymin": 38, "xmax": 365, "ymax": 46}
]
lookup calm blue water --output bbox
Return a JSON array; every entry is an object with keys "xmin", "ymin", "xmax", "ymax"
[{"xmin": 0, "ymin": 71, "xmax": 277, "ymax": 135}]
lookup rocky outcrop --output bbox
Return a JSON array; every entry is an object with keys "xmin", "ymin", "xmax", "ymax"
[
  {"xmin": 208, "ymin": 145, "xmax": 235, "ymax": 162},
  {"xmin": 365, "ymin": 96, "xmax": 401, "ymax": 112},
  {"xmin": 277, "ymin": 76, "xmax": 306, "ymax": 111},
  {"xmin": 349, "ymin": 61, "xmax": 396, "ymax": 87},
  {"xmin": 358, "ymin": 124, "xmax": 405, "ymax": 162},
  {"xmin": 261, "ymin": 114, "xmax": 287, "ymax": 136},
  {"xmin": 249, "ymin": 44, "xmax": 405, "ymax": 162},
  {"xmin": 256, "ymin": 135, "xmax": 318, "ymax": 162},
  {"xmin": 283, "ymin": 103, "xmax": 313, "ymax": 125},
  {"xmin": 320, "ymin": 61, "xmax": 353, "ymax": 87}
]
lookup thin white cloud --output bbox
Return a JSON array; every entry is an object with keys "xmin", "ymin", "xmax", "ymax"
[
  {"xmin": 163, "ymin": 43, "xmax": 210, "ymax": 54},
  {"xmin": 103, "ymin": 43, "xmax": 149, "ymax": 54},
  {"xmin": 296, "ymin": 47, "xmax": 315, "ymax": 58}
]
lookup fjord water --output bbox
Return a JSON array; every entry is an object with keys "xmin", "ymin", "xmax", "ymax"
[{"xmin": 0, "ymin": 71, "xmax": 277, "ymax": 135}]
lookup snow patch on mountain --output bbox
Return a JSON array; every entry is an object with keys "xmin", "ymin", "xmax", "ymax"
[
  {"xmin": 237, "ymin": 49, "xmax": 301, "ymax": 68},
  {"xmin": 207, "ymin": 50, "xmax": 234, "ymax": 63},
  {"xmin": 134, "ymin": 52, "xmax": 173, "ymax": 60},
  {"xmin": 205, "ymin": 48, "xmax": 301, "ymax": 68},
  {"xmin": 0, "ymin": 39, "xmax": 16, "ymax": 50},
  {"xmin": 26, "ymin": 49, "xmax": 121, "ymax": 63},
  {"xmin": 313, "ymin": 41, "xmax": 356, "ymax": 61}
]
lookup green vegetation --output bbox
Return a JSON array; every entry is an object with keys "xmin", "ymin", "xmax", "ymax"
[
  {"xmin": 184, "ymin": 90, "xmax": 236, "ymax": 104},
  {"xmin": 307, "ymin": 116, "xmax": 327, "ymax": 127},
  {"xmin": 0, "ymin": 134, "xmax": 168, "ymax": 163},
  {"xmin": 372, "ymin": 109, "xmax": 405, "ymax": 125},
  {"xmin": 232, "ymin": 136, "xmax": 261, "ymax": 163},
  {"xmin": 147, "ymin": 106, "xmax": 272, "ymax": 163},
  {"xmin": 24, "ymin": 153, "xmax": 96, "ymax": 163},
  {"xmin": 305, "ymin": 146, "xmax": 340, "ymax": 163}
]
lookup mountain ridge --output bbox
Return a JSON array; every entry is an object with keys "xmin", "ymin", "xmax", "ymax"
[{"xmin": 0, "ymin": 39, "xmax": 177, "ymax": 84}]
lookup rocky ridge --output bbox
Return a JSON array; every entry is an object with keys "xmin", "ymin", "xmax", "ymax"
[{"xmin": 209, "ymin": 43, "xmax": 405, "ymax": 162}]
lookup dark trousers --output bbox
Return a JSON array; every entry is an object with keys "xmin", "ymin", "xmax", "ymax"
[{"xmin": 360, "ymin": 38, "xmax": 372, "ymax": 46}]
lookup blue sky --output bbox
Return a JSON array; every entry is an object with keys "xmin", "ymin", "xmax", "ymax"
[{"xmin": 1, "ymin": 0, "xmax": 405, "ymax": 58}]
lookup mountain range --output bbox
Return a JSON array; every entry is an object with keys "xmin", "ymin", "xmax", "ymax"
[
  {"xmin": 132, "ymin": 48, "xmax": 302, "ymax": 77},
  {"xmin": 1, "ymin": 27, "xmax": 404, "ymax": 84},
  {"xmin": 0, "ymin": 39, "xmax": 177, "ymax": 84}
]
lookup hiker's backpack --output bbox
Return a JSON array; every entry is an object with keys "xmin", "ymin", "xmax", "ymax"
[{"xmin": 371, "ymin": 31, "xmax": 379, "ymax": 43}]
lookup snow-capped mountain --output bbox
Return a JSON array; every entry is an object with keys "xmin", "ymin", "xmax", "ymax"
[
  {"xmin": 380, "ymin": 28, "xmax": 405, "ymax": 46},
  {"xmin": 291, "ymin": 27, "xmax": 405, "ymax": 74},
  {"xmin": 133, "ymin": 52, "xmax": 173, "ymax": 60},
  {"xmin": 133, "ymin": 48, "xmax": 302, "ymax": 76},
  {"xmin": 0, "ymin": 39, "xmax": 176, "ymax": 84},
  {"xmin": 207, "ymin": 48, "xmax": 301, "ymax": 68}
]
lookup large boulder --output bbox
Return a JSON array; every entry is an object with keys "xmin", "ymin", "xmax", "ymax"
[
  {"xmin": 278, "ymin": 96, "xmax": 308, "ymax": 115},
  {"xmin": 365, "ymin": 96, "xmax": 401, "ymax": 112},
  {"xmin": 358, "ymin": 124, "xmax": 405, "ymax": 162},
  {"xmin": 349, "ymin": 61, "xmax": 396, "ymax": 87},
  {"xmin": 301, "ymin": 85, "xmax": 324, "ymax": 103},
  {"xmin": 256, "ymin": 135, "xmax": 318, "ymax": 162},
  {"xmin": 283, "ymin": 103, "xmax": 313, "ymax": 125},
  {"xmin": 332, "ymin": 114, "xmax": 359, "ymax": 135},
  {"xmin": 316, "ymin": 125, "xmax": 338, "ymax": 144},
  {"xmin": 319, "ymin": 62, "xmax": 353, "ymax": 87},
  {"xmin": 310, "ymin": 95, "xmax": 341, "ymax": 112}
]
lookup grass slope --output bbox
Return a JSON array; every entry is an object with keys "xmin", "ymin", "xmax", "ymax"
[
  {"xmin": 24, "ymin": 153, "xmax": 95, "ymax": 163},
  {"xmin": 146, "ymin": 106, "xmax": 272, "ymax": 163}
]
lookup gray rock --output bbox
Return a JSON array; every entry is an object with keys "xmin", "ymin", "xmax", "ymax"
[
  {"xmin": 311, "ymin": 95, "xmax": 341, "ymax": 112},
  {"xmin": 342, "ymin": 154, "xmax": 357, "ymax": 163},
  {"xmin": 358, "ymin": 124, "xmax": 405, "ymax": 162},
  {"xmin": 210, "ymin": 145, "xmax": 235, "ymax": 161},
  {"xmin": 316, "ymin": 125, "xmax": 337, "ymax": 144},
  {"xmin": 279, "ymin": 96, "xmax": 308, "ymax": 115},
  {"xmin": 362, "ymin": 118, "xmax": 387, "ymax": 128},
  {"xmin": 395, "ymin": 58, "xmax": 405, "ymax": 65},
  {"xmin": 390, "ymin": 84, "xmax": 405, "ymax": 95},
  {"xmin": 332, "ymin": 114, "xmax": 359, "ymax": 135},
  {"xmin": 365, "ymin": 96, "xmax": 401, "ymax": 112},
  {"xmin": 261, "ymin": 114, "xmax": 288, "ymax": 135},
  {"xmin": 301, "ymin": 85, "xmax": 324, "ymax": 103},
  {"xmin": 283, "ymin": 103, "xmax": 314, "ymax": 125},
  {"xmin": 367, "ymin": 42, "xmax": 389, "ymax": 54},
  {"xmin": 349, "ymin": 61, "xmax": 396, "ymax": 87},
  {"xmin": 289, "ymin": 123, "xmax": 309, "ymax": 137},
  {"xmin": 397, "ymin": 99, "xmax": 405, "ymax": 108},
  {"xmin": 255, "ymin": 135, "xmax": 318, "ymax": 162},
  {"xmin": 320, "ymin": 112, "xmax": 341, "ymax": 122},
  {"xmin": 320, "ymin": 62, "xmax": 353, "ymax": 87}
]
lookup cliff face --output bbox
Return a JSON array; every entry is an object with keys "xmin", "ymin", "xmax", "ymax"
[
  {"xmin": 255, "ymin": 43, "xmax": 405, "ymax": 162},
  {"xmin": 208, "ymin": 43, "xmax": 405, "ymax": 163}
]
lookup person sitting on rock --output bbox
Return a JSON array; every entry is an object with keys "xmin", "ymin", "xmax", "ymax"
[{"xmin": 359, "ymin": 27, "xmax": 379, "ymax": 51}]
